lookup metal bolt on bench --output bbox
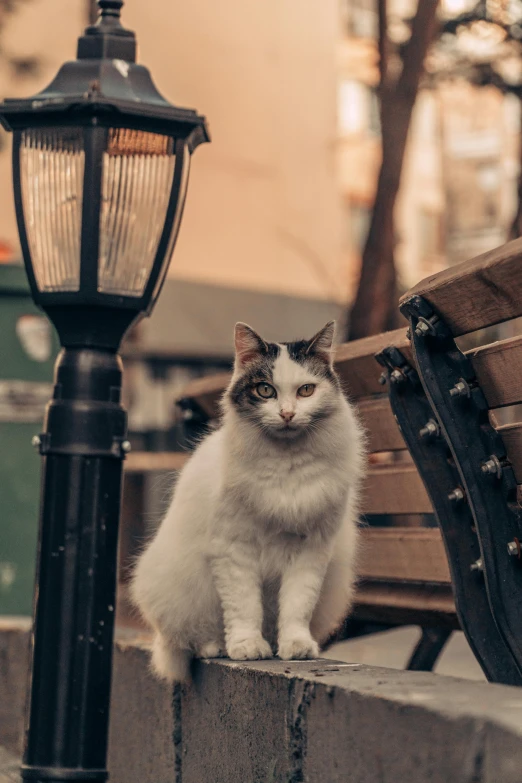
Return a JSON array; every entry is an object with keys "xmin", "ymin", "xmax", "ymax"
[
  {"xmin": 448, "ymin": 487, "xmax": 465, "ymax": 503},
  {"xmin": 419, "ymin": 419, "xmax": 440, "ymax": 440},
  {"xmin": 390, "ymin": 368, "xmax": 406, "ymax": 385},
  {"xmin": 481, "ymin": 455, "xmax": 503, "ymax": 478},
  {"xmin": 449, "ymin": 379, "xmax": 471, "ymax": 399}
]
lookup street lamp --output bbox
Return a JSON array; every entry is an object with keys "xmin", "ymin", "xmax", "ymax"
[{"xmin": 0, "ymin": 2, "xmax": 209, "ymax": 782}]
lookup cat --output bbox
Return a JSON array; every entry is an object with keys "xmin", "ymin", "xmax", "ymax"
[{"xmin": 131, "ymin": 320, "xmax": 366, "ymax": 683}]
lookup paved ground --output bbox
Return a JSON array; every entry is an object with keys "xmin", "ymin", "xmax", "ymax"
[{"xmin": 325, "ymin": 627, "xmax": 485, "ymax": 681}]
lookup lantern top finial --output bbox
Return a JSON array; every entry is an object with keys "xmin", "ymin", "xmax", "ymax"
[
  {"xmin": 78, "ymin": 0, "xmax": 136, "ymax": 62},
  {"xmin": 0, "ymin": 0, "xmax": 209, "ymax": 150},
  {"xmin": 98, "ymin": 0, "xmax": 124, "ymax": 21}
]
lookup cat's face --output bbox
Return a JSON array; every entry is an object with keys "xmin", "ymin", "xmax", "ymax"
[{"xmin": 227, "ymin": 322, "xmax": 341, "ymax": 440}]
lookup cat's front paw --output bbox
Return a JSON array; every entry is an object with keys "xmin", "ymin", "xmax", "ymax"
[
  {"xmin": 197, "ymin": 641, "xmax": 225, "ymax": 659},
  {"xmin": 278, "ymin": 633, "xmax": 319, "ymax": 661},
  {"xmin": 227, "ymin": 635, "xmax": 273, "ymax": 661}
]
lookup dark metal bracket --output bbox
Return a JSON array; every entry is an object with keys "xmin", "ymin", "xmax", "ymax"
[
  {"xmin": 376, "ymin": 342, "xmax": 522, "ymax": 684},
  {"xmin": 398, "ymin": 294, "xmax": 522, "ymax": 684}
]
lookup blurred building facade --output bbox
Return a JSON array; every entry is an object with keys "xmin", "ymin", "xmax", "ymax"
[
  {"xmin": 0, "ymin": 0, "xmax": 519, "ymax": 317},
  {"xmin": 439, "ymin": 82, "xmax": 519, "ymax": 264}
]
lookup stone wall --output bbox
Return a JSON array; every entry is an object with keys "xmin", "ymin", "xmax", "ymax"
[{"xmin": 3, "ymin": 620, "xmax": 522, "ymax": 782}]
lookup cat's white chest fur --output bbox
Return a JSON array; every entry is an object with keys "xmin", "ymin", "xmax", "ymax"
[{"xmin": 225, "ymin": 423, "xmax": 349, "ymax": 535}]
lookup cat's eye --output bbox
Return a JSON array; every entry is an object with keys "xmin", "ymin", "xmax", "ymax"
[
  {"xmin": 256, "ymin": 382, "xmax": 276, "ymax": 399},
  {"xmin": 297, "ymin": 384, "xmax": 316, "ymax": 398}
]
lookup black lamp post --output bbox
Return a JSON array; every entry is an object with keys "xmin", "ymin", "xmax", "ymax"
[{"xmin": 0, "ymin": 2, "xmax": 209, "ymax": 782}]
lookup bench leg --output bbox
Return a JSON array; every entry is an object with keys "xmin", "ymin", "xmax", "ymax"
[
  {"xmin": 328, "ymin": 618, "xmax": 394, "ymax": 644},
  {"xmin": 407, "ymin": 628, "xmax": 452, "ymax": 672},
  {"xmin": 398, "ymin": 295, "xmax": 522, "ymax": 685},
  {"xmin": 377, "ymin": 343, "xmax": 522, "ymax": 685}
]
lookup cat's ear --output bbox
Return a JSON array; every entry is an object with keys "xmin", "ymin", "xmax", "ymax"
[
  {"xmin": 234, "ymin": 323, "xmax": 268, "ymax": 367},
  {"xmin": 306, "ymin": 321, "xmax": 335, "ymax": 363}
]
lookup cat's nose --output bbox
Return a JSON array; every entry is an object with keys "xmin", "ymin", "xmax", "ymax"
[{"xmin": 280, "ymin": 410, "xmax": 295, "ymax": 422}]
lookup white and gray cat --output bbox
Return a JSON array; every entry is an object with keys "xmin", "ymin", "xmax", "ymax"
[{"xmin": 131, "ymin": 321, "xmax": 366, "ymax": 682}]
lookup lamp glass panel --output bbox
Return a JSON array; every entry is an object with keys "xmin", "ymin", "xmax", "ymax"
[
  {"xmin": 98, "ymin": 128, "xmax": 176, "ymax": 297},
  {"xmin": 20, "ymin": 127, "xmax": 84, "ymax": 292},
  {"xmin": 151, "ymin": 144, "xmax": 190, "ymax": 303}
]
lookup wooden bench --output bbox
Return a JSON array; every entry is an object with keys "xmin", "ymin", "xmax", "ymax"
[
  {"xmin": 120, "ymin": 240, "xmax": 522, "ymax": 681},
  {"xmin": 121, "ymin": 323, "xmax": 516, "ymax": 672}
]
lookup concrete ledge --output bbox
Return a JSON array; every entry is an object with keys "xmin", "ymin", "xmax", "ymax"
[
  {"xmin": 0, "ymin": 617, "xmax": 31, "ymax": 756},
  {"xmin": 3, "ymin": 621, "xmax": 522, "ymax": 782},
  {"xmin": 184, "ymin": 659, "xmax": 522, "ymax": 783},
  {"xmin": 109, "ymin": 631, "xmax": 175, "ymax": 783}
]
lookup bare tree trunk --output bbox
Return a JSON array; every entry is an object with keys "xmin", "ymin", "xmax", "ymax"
[{"xmin": 347, "ymin": 0, "xmax": 440, "ymax": 340}]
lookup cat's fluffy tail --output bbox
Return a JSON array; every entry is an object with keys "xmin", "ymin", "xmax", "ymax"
[{"xmin": 151, "ymin": 633, "xmax": 192, "ymax": 683}]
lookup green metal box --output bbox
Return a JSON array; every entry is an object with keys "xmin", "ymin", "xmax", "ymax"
[{"xmin": 0, "ymin": 264, "xmax": 58, "ymax": 615}]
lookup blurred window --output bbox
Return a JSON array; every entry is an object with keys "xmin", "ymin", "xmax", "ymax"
[
  {"xmin": 477, "ymin": 162, "xmax": 500, "ymax": 228},
  {"xmin": 339, "ymin": 81, "xmax": 367, "ymax": 134},
  {"xmin": 338, "ymin": 80, "xmax": 381, "ymax": 136},
  {"xmin": 343, "ymin": 0, "xmax": 378, "ymax": 38},
  {"xmin": 419, "ymin": 208, "xmax": 444, "ymax": 259}
]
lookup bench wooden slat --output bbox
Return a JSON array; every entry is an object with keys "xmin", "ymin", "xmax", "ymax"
[
  {"xmin": 335, "ymin": 328, "xmax": 411, "ymax": 398},
  {"xmin": 125, "ymin": 451, "xmax": 189, "ymax": 473},
  {"xmin": 363, "ymin": 464, "xmax": 432, "ymax": 515},
  {"xmin": 401, "ymin": 238, "xmax": 522, "ymax": 337},
  {"xmin": 495, "ymin": 422, "xmax": 522, "ymax": 483},
  {"xmin": 469, "ymin": 336, "xmax": 522, "ymax": 409},
  {"xmin": 358, "ymin": 397, "xmax": 404, "ymax": 452},
  {"xmin": 358, "ymin": 527, "xmax": 450, "ymax": 584},
  {"xmin": 177, "ymin": 372, "xmax": 231, "ymax": 418},
  {"xmin": 354, "ymin": 583, "xmax": 457, "ymax": 628}
]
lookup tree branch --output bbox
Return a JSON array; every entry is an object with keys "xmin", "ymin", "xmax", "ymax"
[{"xmin": 398, "ymin": 0, "xmax": 440, "ymax": 98}]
